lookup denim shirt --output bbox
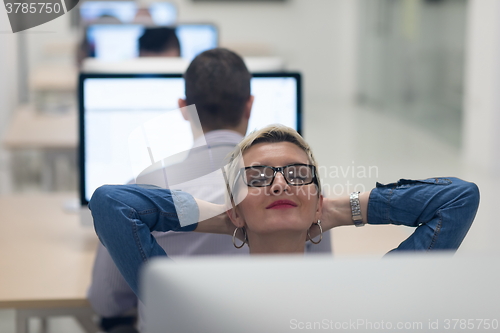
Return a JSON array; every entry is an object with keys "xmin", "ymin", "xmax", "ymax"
[{"xmin": 90, "ymin": 177, "xmax": 479, "ymax": 297}]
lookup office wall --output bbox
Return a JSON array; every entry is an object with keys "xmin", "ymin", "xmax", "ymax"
[
  {"xmin": 356, "ymin": 0, "xmax": 467, "ymax": 146},
  {"xmin": 463, "ymin": 0, "xmax": 500, "ymax": 174},
  {"xmin": 0, "ymin": 13, "xmax": 17, "ymax": 133},
  {"xmin": 0, "ymin": 10, "xmax": 17, "ymax": 194}
]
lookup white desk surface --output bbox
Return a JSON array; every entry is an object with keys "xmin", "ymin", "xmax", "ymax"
[
  {"xmin": 30, "ymin": 65, "xmax": 77, "ymax": 92},
  {"xmin": 0, "ymin": 193, "xmax": 98, "ymax": 309},
  {"xmin": 2, "ymin": 105, "xmax": 77, "ymax": 150}
]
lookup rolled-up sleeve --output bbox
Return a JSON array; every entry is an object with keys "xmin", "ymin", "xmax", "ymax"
[
  {"xmin": 89, "ymin": 184, "xmax": 199, "ymax": 296},
  {"xmin": 367, "ymin": 177, "xmax": 480, "ymax": 252},
  {"xmin": 171, "ymin": 189, "xmax": 200, "ymax": 227}
]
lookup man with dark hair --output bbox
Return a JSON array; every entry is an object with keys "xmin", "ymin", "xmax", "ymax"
[
  {"xmin": 183, "ymin": 49, "xmax": 252, "ymax": 131},
  {"xmin": 138, "ymin": 27, "xmax": 181, "ymax": 57},
  {"xmin": 88, "ymin": 48, "xmax": 331, "ymax": 333}
]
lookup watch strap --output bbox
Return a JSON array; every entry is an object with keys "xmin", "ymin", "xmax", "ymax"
[{"xmin": 349, "ymin": 191, "xmax": 365, "ymax": 227}]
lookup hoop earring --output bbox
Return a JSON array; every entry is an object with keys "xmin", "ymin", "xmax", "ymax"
[
  {"xmin": 233, "ymin": 227, "xmax": 247, "ymax": 249},
  {"xmin": 307, "ymin": 220, "xmax": 323, "ymax": 245}
]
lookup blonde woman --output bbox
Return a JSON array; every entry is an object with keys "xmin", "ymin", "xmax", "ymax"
[{"xmin": 91, "ymin": 125, "xmax": 479, "ymax": 296}]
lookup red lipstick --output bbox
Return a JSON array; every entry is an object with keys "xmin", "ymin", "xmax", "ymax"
[{"xmin": 266, "ymin": 200, "xmax": 298, "ymax": 209}]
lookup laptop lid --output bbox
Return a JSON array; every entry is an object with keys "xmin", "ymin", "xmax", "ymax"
[{"xmin": 142, "ymin": 254, "xmax": 500, "ymax": 333}]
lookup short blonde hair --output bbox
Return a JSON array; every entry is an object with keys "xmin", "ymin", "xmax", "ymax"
[{"xmin": 226, "ymin": 124, "xmax": 321, "ymax": 201}]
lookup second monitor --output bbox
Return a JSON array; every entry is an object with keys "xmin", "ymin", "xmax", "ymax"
[{"xmin": 86, "ymin": 23, "xmax": 218, "ymax": 61}]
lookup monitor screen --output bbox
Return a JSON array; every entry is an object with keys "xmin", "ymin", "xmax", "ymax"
[
  {"xmin": 175, "ymin": 24, "xmax": 218, "ymax": 61},
  {"xmin": 86, "ymin": 24, "xmax": 218, "ymax": 61},
  {"xmin": 80, "ymin": 1, "xmax": 177, "ymax": 25},
  {"xmin": 149, "ymin": 2, "xmax": 177, "ymax": 26},
  {"xmin": 80, "ymin": 1, "xmax": 137, "ymax": 23},
  {"xmin": 79, "ymin": 73, "xmax": 302, "ymax": 205}
]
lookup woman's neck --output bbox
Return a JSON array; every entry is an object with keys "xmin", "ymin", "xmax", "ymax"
[{"xmin": 247, "ymin": 231, "xmax": 306, "ymax": 255}]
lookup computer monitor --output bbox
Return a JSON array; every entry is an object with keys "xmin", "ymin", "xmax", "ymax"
[
  {"xmin": 80, "ymin": 1, "xmax": 177, "ymax": 25},
  {"xmin": 80, "ymin": 1, "xmax": 137, "ymax": 24},
  {"xmin": 149, "ymin": 2, "xmax": 177, "ymax": 26},
  {"xmin": 142, "ymin": 254, "xmax": 500, "ymax": 333},
  {"xmin": 80, "ymin": 56, "xmax": 285, "ymax": 75},
  {"xmin": 78, "ymin": 73, "xmax": 302, "ymax": 206},
  {"xmin": 85, "ymin": 23, "xmax": 218, "ymax": 61},
  {"xmin": 174, "ymin": 24, "xmax": 218, "ymax": 61}
]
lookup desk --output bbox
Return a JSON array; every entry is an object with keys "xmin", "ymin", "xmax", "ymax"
[
  {"xmin": 29, "ymin": 64, "xmax": 77, "ymax": 114},
  {"xmin": 29, "ymin": 65, "xmax": 77, "ymax": 92},
  {"xmin": 0, "ymin": 193, "xmax": 99, "ymax": 333},
  {"xmin": 2, "ymin": 105, "xmax": 77, "ymax": 191},
  {"xmin": 2, "ymin": 105, "xmax": 77, "ymax": 150}
]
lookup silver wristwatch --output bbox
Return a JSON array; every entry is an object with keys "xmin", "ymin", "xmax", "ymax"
[{"xmin": 349, "ymin": 191, "xmax": 365, "ymax": 227}]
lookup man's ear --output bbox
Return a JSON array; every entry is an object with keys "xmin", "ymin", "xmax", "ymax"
[
  {"xmin": 178, "ymin": 99, "xmax": 189, "ymax": 121},
  {"xmin": 243, "ymin": 95, "xmax": 254, "ymax": 121},
  {"xmin": 226, "ymin": 207, "xmax": 245, "ymax": 228}
]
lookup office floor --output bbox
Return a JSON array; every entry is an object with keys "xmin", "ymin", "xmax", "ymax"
[
  {"xmin": 1, "ymin": 102, "xmax": 497, "ymax": 333},
  {"xmin": 0, "ymin": 309, "xmax": 87, "ymax": 333}
]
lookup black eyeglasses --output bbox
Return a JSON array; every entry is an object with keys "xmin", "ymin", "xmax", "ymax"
[{"xmin": 239, "ymin": 164, "xmax": 317, "ymax": 187}]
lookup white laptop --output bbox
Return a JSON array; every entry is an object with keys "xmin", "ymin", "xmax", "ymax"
[{"xmin": 142, "ymin": 254, "xmax": 500, "ymax": 333}]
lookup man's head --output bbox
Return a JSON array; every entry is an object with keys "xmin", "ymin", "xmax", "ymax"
[
  {"xmin": 180, "ymin": 48, "xmax": 253, "ymax": 134},
  {"xmin": 138, "ymin": 27, "xmax": 181, "ymax": 57}
]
